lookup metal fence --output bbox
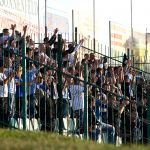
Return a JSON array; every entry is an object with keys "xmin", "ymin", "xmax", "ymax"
[{"xmin": 0, "ymin": 30, "xmax": 150, "ymax": 146}]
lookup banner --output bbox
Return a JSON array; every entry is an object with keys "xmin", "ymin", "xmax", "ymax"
[
  {"xmin": 0, "ymin": 0, "xmax": 38, "ymax": 35},
  {"xmin": 110, "ymin": 22, "xmax": 129, "ymax": 62},
  {"xmin": 0, "ymin": 0, "xmax": 69, "ymax": 41},
  {"xmin": 110, "ymin": 21, "xmax": 148, "ymax": 69},
  {"xmin": 0, "ymin": 0, "xmax": 37, "ymax": 15}
]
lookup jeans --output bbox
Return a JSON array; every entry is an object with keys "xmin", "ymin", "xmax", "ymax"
[
  {"xmin": 57, "ymin": 98, "xmax": 69, "ymax": 118},
  {"xmin": 0, "ymin": 97, "xmax": 9, "ymax": 126},
  {"xmin": 8, "ymin": 93, "xmax": 15, "ymax": 118},
  {"xmin": 27, "ymin": 94, "xmax": 36, "ymax": 118},
  {"xmin": 15, "ymin": 97, "xmax": 23, "ymax": 118},
  {"xmin": 101, "ymin": 122, "xmax": 115, "ymax": 144},
  {"xmin": 74, "ymin": 109, "xmax": 83, "ymax": 133},
  {"xmin": 90, "ymin": 128, "xmax": 101, "ymax": 142},
  {"xmin": 89, "ymin": 123, "xmax": 115, "ymax": 144},
  {"xmin": 56, "ymin": 98, "xmax": 70, "ymax": 133}
]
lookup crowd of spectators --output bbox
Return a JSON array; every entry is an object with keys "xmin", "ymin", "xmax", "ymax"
[{"xmin": 0, "ymin": 24, "xmax": 150, "ymax": 145}]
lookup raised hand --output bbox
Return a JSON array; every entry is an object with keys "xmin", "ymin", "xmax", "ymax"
[
  {"xmin": 79, "ymin": 38, "xmax": 84, "ymax": 44},
  {"xmin": 11, "ymin": 24, "xmax": 16, "ymax": 30},
  {"xmin": 22, "ymin": 25, "xmax": 27, "ymax": 37},
  {"xmin": 54, "ymin": 28, "xmax": 58, "ymax": 35},
  {"xmin": 23, "ymin": 25, "xmax": 27, "ymax": 32}
]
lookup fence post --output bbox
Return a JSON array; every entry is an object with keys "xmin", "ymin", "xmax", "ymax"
[
  {"xmin": 109, "ymin": 21, "xmax": 112, "ymax": 60},
  {"xmin": 75, "ymin": 27, "xmax": 77, "ymax": 44},
  {"xmin": 72, "ymin": 10, "xmax": 74, "ymax": 43},
  {"xmin": 132, "ymin": 56, "xmax": 134, "ymax": 67},
  {"xmin": 22, "ymin": 38, "xmax": 27, "ymax": 130},
  {"xmin": 57, "ymin": 34, "xmax": 63, "ymax": 134},
  {"xmin": 127, "ymin": 48, "xmax": 130, "ymax": 59},
  {"xmin": 147, "ymin": 89, "xmax": 150, "ymax": 144},
  {"xmin": 84, "ymin": 63, "xmax": 88, "ymax": 140}
]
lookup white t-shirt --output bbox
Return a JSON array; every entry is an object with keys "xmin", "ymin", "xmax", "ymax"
[
  {"xmin": 0, "ymin": 72, "xmax": 8, "ymax": 97},
  {"xmin": 39, "ymin": 52, "xmax": 50, "ymax": 64},
  {"xmin": 4, "ymin": 68, "xmax": 16, "ymax": 94},
  {"xmin": 69, "ymin": 84, "xmax": 84, "ymax": 111}
]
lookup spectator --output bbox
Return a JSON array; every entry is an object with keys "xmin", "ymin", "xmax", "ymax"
[
  {"xmin": 69, "ymin": 76, "xmax": 84, "ymax": 134},
  {"xmin": 0, "ymin": 23, "xmax": 150, "ymax": 145},
  {"xmin": 91, "ymin": 88, "xmax": 115, "ymax": 144},
  {"xmin": 14, "ymin": 66, "xmax": 23, "ymax": 119},
  {"xmin": 4, "ymin": 57, "xmax": 16, "ymax": 119},
  {"xmin": 0, "ymin": 59, "xmax": 15, "ymax": 126},
  {"xmin": 26, "ymin": 61, "xmax": 37, "ymax": 118}
]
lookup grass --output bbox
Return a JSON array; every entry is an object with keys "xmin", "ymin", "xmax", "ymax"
[{"xmin": 0, "ymin": 129, "xmax": 150, "ymax": 150}]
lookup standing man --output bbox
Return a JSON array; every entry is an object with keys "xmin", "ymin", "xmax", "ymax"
[{"xmin": 0, "ymin": 60, "xmax": 14, "ymax": 127}]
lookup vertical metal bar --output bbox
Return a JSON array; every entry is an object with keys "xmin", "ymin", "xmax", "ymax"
[
  {"xmin": 147, "ymin": 89, "xmax": 150, "ymax": 144},
  {"xmin": 109, "ymin": 21, "xmax": 112, "ymax": 60},
  {"xmin": 72, "ymin": 10, "xmax": 74, "ymax": 42},
  {"xmin": 130, "ymin": 0, "xmax": 133, "ymax": 51},
  {"xmin": 38, "ymin": 0, "xmax": 40, "ymax": 43},
  {"xmin": 105, "ymin": 45, "xmax": 106, "ymax": 57},
  {"xmin": 145, "ymin": 29, "xmax": 148, "ymax": 74},
  {"xmin": 45, "ymin": 67, "xmax": 47, "ymax": 131},
  {"xmin": 127, "ymin": 48, "xmax": 130, "ymax": 60},
  {"xmin": 75, "ymin": 27, "xmax": 77, "ymax": 44},
  {"xmin": 68, "ymin": 32, "xmax": 70, "ymax": 43},
  {"xmin": 108, "ymin": 46, "xmax": 109, "ymax": 58},
  {"xmin": 101, "ymin": 44, "xmax": 102, "ymax": 55},
  {"xmin": 57, "ymin": 34, "xmax": 63, "ymax": 134},
  {"xmin": 132, "ymin": 56, "xmax": 135, "ymax": 67},
  {"xmin": 93, "ymin": 38, "xmax": 95, "ymax": 53},
  {"xmin": 84, "ymin": 63, "xmax": 88, "ymax": 140},
  {"xmin": 93, "ymin": 0, "xmax": 95, "ymax": 53},
  {"xmin": 88, "ymin": 36, "xmax": 90, "ymax": 49},
  {"xmin": 34, "ymin": 33, "xmax": 36, "ymax": 44},
  {"xmin": 22, "ymin": 38, "xmax": 27, "ymax": 130},
  {"xmin": 45, "ymin": 0, "xmax": 47, "ymax": 38},
  {"xmin": 141, "ymin": 87, "xmax": 144, "ymax": 144}
]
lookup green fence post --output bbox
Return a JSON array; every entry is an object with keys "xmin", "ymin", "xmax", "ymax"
[
  {"xmin": 57, "ymin": 34, "xmax": 63, "ymax": 134},
  {"xmin": 147, "ymin": 91, "xmax": 150, "ymax": 144},
  {"xmin": 132, "ymin": 56, "xmax": 134, "ymax": 67},
  {"xmin": 84, "ymin": 63, "xmax": 88, "ymax": 140},
  {"xmin": 75, "ymin": 27, "xmax": 77, "ymax": 44},
  {"xmin": 22, "ymin": 38, "xmax": 27, "ymax": 130}
]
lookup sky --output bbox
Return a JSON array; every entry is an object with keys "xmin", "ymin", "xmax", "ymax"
[{"xmin": 46, "ymin": 0, "xmax": 150, "ymax": 45}]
